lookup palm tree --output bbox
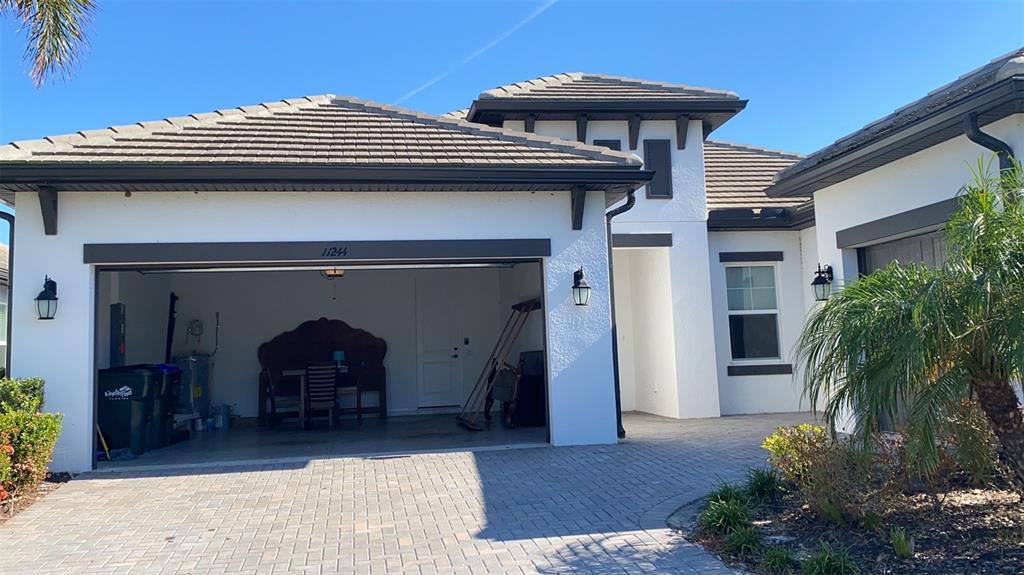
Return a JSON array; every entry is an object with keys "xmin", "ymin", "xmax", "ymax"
[
  {"xmin": 797, "ymin": 158, "xmax": 1024, "ymax": 484},
  {"xmin": 2, "ymin": 0, "xmax": 95, "ymax": 87}
]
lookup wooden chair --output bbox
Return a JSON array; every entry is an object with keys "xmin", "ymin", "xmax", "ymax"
[
  {"xmin": 336, "ymin": 362, "xmax": 362, "ymax": 424},
  {"xmin": 304, "ymin": 363, "xmax": 339, "ymax": 429},
  {"xmin": 260, "ymin": 369, "xmax": 300, "ymax": 429}
]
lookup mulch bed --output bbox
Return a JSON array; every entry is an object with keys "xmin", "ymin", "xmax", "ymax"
[
  {"xmin": 672, "ymin": 477, "xmax": 1024, "ymax": 574},
  {"xmin": 0, "ymin": 473, "xmax": 73, "ymax": 524}
]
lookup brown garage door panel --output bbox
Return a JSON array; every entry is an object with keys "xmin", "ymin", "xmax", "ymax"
[{"xmin": 860, "ymin": 230, "xmax": 947, "ymax": 275}]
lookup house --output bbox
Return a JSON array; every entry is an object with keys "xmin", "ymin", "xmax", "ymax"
[
  {"xmin": 767, "ymin": 48, "xmax": 1023, "ymax": 294},
  {"xmin": 24, "ymin": 48, "xmax": 1011, "ymax": 475}
]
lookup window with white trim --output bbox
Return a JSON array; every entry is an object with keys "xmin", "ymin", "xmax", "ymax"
[{"xmin": 725, "ymin": 265, "xmax": 781, "ymax": 360}]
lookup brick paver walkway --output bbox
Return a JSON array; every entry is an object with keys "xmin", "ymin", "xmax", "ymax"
[{"xmin": 0, "ymin": 412, "xmax": 809, "ymax": 574}]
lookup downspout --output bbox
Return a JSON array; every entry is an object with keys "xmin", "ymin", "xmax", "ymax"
[
  {"xmin": 0, "ymin": 211, "xmax": 13, "ymax": 375},
  {"xmin": 606, "ymin": 190, "xmax": 637, "ymax": 439},
  {"xmin": 964, "ymin": 113, "xmax": 1016, "ymax": 172}
]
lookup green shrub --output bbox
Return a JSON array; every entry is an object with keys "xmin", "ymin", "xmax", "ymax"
[
  {"xmin": 889, "ymin": 527, "xmax": 915, "ymax": 560},
  {"xmin": 0, "ymin": 378, "xmax": 46, "ymax": 413},
  {"xmin": 945, "ymin": 399, "xmax": 998, "ymax": 485},
  {"xmin": 700, "ymin": 498, "xmax": 752, "ymax": 536},
  {"xmin": 801, "ymin": 542, "xmax": 859, "ymax": 575},
  {"xmin": 0, "ymin": 377, "xmax": 61, "ymax": 505},
  {"xmin": 763, "ymin": 424, "xmax": 829, "ymax": 483},
  {"xmin": 746, "ymin": 467, "xmax": 783, "ymax": 504},
  {"xmin": 708, "ymin": 480, "xmax": 749, "ymax": 505},
  {"xmin": 761, "ymin": 545, "xmax": 798, "ymax": 574},
  {"xmin": 764, "ymin": 425, "xmax": 901, "ymax": 527},
  {"xmin": 724, "ymin": 525, "xmax": 763, "ymax": 557}
]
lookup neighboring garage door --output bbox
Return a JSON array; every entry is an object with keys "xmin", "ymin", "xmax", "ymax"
[{"xmin": 859, "ymin": 229, "xmax": 948, "ymax": 275}]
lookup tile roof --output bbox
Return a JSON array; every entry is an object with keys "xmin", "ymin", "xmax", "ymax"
[
  {"xmin": 442, "ymin": 108, "xmax": 470, "ymax": 120},
  {"xmin": 477, "ymin": 72, "xmax": 740, "ymax": 101},
  {"xmin": 703, "ymin": 140, "xmax": 807, "ymax": 212},
  {"xmin": 1, "ymin": 95, "xmax": 640, "ymax": 168},
  {"xmin": 773, "ymin": 47, "xmax": 1024, "ymax": 187}
]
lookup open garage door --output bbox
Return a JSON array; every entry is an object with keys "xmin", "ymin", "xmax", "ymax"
[{"xmin": 91, "ymin": 242, "xmax": 550, "ymax": 469}]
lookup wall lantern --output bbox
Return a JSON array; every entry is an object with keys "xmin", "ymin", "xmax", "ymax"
[
  {"xmin": 572, "ymin": 267, "xmax": 591, "ymax": 306},
  {"xmin": 811, "ymin": 264, "xmax": 834, "ymax": 302},
  {"xmin": 320, "ymin": 267, "xmax": 346, "ymax": 279},
  {"xmin": 35, "ymin": 276, "xmax": 59, "ymax": 320}
]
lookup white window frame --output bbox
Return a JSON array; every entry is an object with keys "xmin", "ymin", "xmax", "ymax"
[{"xmin": 724, "ymin": 262, "xmax": 783, "ymax": 363}]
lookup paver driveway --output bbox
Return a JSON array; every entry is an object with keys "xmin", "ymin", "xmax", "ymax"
[{"xmin": 1, "ymin": 412, "xmax": 810, "ymax": 574}]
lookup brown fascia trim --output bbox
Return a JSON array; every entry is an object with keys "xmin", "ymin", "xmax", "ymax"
[
  {"xmin": 611, "ymin": 233, "xmax": 672, "ymax": 248},
  {"xmin": 835, "ymin": 197, "xmax": 958, "ymax": 249},
  {"xmin": 467, "ymin": 99, "xmax": 748, "ymax": 131},
  {"xmin": 766, "ymin": 76, "xmax": 1024, "ymax": 198},
  {"xmin": 84, "ymin": 239, "xmax": 552, "ymax": 266},
  {"xmin": 706, "ymin": 206, "xmax": 816, "ymax": 231},
  {"xmin": 728, "ymin": 363, "xmax": 793, "ymax": 376},
  {"xmin": 719, "ymin": 251, "xmax": 783, "ymax": 262},
  {"xmin": 0, "ymin": 164, "xmax": 654, "ymax": 191}
]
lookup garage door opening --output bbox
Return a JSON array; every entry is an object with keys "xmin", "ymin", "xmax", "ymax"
[{"xmin": 93, "ymin": 260, "xmax": 549, "ymax": 469}]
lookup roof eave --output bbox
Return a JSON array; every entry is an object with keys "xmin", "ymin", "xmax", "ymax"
[
  {"xmin": 0, "ymin": 163, "xmax": 654, "ymax": 194},
  {"xmin": 706, "ymin": 202, "xmax": 815, "ymax": 231},
  {"xmin": 467, "ymin": 98, "xmax": 748, "ymax": 133},
  {"xmin": 766, "ymin": 75, "xmax": 1024, "ymax": 198}
]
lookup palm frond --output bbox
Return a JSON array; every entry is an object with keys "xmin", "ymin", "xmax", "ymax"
[
  {"xmin": 1, "ymin": 0, "xmax": 95, "ymax": 86},
  {"xmin": 796, "ymin": 158, "xmax": 1024, "ymax": 480}
]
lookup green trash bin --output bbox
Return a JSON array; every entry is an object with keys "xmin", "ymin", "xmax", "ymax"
[{"xmin": 97, "ymin": 366, "xmax": 158, "ymax": 455}]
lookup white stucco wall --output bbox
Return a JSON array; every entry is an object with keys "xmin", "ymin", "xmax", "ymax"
[
  {"xmin": 611, "ymin": 251, "xmax": 636, "ymax": 412},
  {"xmin": 513, "ymin": 117, "xmax": 721, "ymax": 419},
  {"xmin": 813, "ymin": 114, "xmax": 1024, "ymax": 284},
  {"xmin": 799, "ymin": 226, "xmax": 820, "ymax": 316},
  {"xmin": 612, "ymin": 247, "xmax": 679, "ymax": 417},
  {"xmin": 708, "ymin": 230, "xmax": 812, "ymax": 415},
  {"xmin": 11, "ymin": 189, "xmax": 618, "ymax": 472}
]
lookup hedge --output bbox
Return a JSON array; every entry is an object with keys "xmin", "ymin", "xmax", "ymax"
[{"xmin": 0, "ymin": 378, "xmax": 62, "ymax": 506}]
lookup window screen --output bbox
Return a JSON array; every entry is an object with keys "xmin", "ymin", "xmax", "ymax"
[{"xmin": 725, "ymin": 265, "xmax": 780, "ymax": 359}]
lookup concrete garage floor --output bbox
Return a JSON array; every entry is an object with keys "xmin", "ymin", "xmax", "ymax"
[{"xmin": 99, "ymin": 413, "xmax": 549, "ymax": 470}]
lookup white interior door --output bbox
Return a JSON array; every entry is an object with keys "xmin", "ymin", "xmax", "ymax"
[{"xmin": 416, "ymin": 272, "xmax": 462, "ymax": 408}]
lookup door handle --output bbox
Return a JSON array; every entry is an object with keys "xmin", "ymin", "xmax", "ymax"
[{"xmin": 451, "ymin": 354, "xmax": 459, "ymax": 358}]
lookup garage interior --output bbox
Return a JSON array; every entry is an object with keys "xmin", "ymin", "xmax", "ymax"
[{"xmin": 93, "ymin": 260, "xmax": 549, "ymax": 468}]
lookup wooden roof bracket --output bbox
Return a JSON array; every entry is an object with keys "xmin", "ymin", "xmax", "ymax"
[
  {"xmin": 523, "ymin": 114, "xmax": 536, "ymax": 133},
  {"xmin": 570, "ymin": 185, "xmax": 586, "ymax": 230},
  {"xmin": 628, "ymin": 115, "xmax": 641, "ymax": 150},
  {"xmin": 675, "ymin": 115, "xmax": 690, "ymax": 149},
  {"xmin": 576, "ymin": 114, "xmax": 588, "ymax": 143},
  {"xmin": 38, "ymin": 185, "xmax": 58, "ymax": 235}
]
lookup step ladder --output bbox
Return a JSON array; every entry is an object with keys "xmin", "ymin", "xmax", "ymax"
[{"xmin": 457, "ymin": 298, "xmax": 541, "ymax": 431}]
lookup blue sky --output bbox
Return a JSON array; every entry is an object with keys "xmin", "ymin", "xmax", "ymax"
[{"xmin": 1, "ymin": 0, "xmax": 1022, "ymax": 157}]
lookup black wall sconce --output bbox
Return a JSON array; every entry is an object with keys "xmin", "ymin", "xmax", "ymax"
[
  {"xmin": 572, "ymin": 267, "xmax": 591, "ymax": 306},
  {"xmin": 35, "ymin": 276, "xmax": 59, "ymax": 320},
  {"xmin": 811, "ymin": 264, "xmax": 834, "ymax": 302}
]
